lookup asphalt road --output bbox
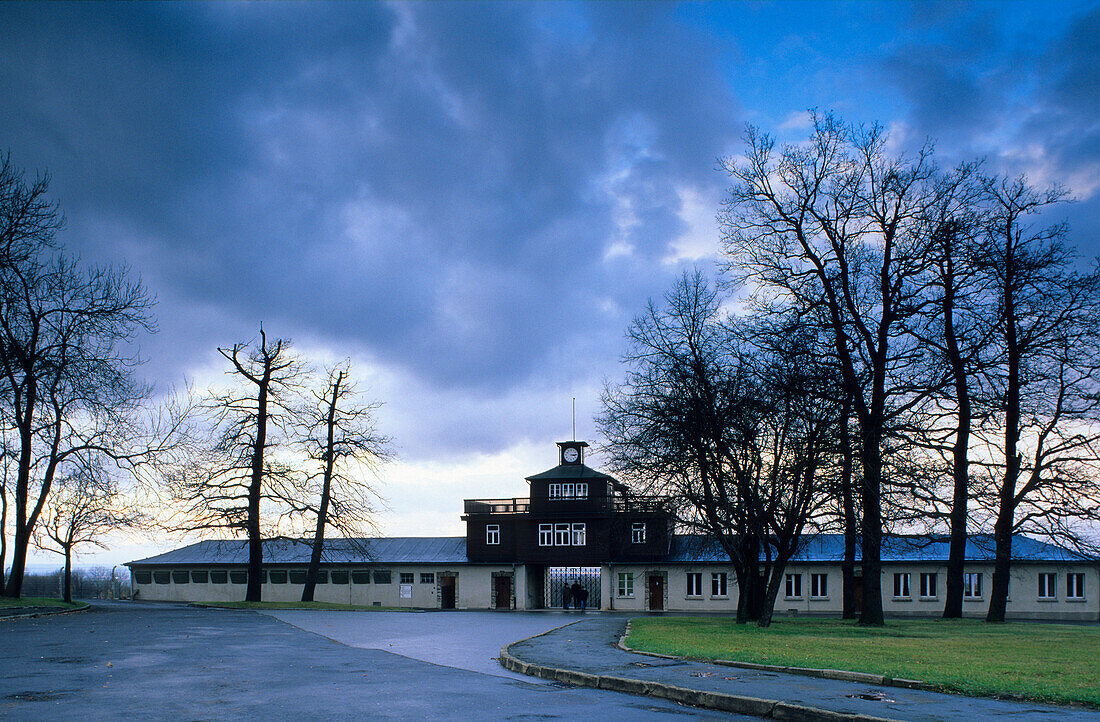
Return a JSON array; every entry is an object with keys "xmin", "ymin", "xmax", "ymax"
[{"xmin": 0, "ymin": 602, "xmax": 745, "ymax": 720}]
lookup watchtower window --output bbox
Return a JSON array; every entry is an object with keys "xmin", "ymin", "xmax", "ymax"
[
  {"xmin": 631, "ymin": 522, "xmax": 646, "ymax": 543},
  {"xmin": 548, "ymin": 482, "xmax": 588, "ymax": 500}
]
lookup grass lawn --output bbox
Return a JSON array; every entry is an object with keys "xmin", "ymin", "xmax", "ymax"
[
  {"xmin": 191, "ymin": 600, "xmax": 409, "ymax": 611},
  {"xmin": 0, "ymin": 596, "xmax": 87, "ymax": 610},
  {"xmin": 626, "ymin": 616, "xmax": 1100, "ymax": 707}
]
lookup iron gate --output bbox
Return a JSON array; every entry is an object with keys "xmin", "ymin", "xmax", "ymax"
[{"xmin": 546, "ymin": 566, "xmax": 601, "ymax": 610}]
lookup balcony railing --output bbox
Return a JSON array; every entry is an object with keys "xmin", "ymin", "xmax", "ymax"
[
  {"xmin": 463, "ymin": 498, "xmax": 531, "ymax": 514},
  {"xmin": 463, "ymin": 495, "xmax": 669, "ymax": 515}
]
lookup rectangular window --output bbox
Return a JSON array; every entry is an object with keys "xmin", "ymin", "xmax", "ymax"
[
  {"xmin": 893, "ymin": 573, "xmax": 911, "ymax": 598},
  {"xmin": 631, "ymin": 522, "xmax": 646, "ymax": 544},
  {"xmin": 420, "ymin": 573, "xmax": 435, "ymax": 584},
  {"xmin": 229, "ymin": 570, "xmax": 247, "ymax": 585},
  {"xmin": 811, "ymin": 573, "xmax": 828, "ymax": 598},
  {"xmin": 315, "ymin": 570, "xmax": 328, "ymax": 584},
  {"xmin": 554, "ymin": 523, "xmax": 570, "ymax": 545},
  {"xmin": 617, "ymin": 572, "xmax": 634, "ymax": 597},
  {"xmin": 210, "ymin": 570, "xmax": 228, "ymax": 585},
  {"xmin": 172, "ymin": 570, "xmax": 190, "ymax": 584},
  {"xmin": 548, "ymin": 483, "xmax": 561, "ymax": 499},
  {"xmin": 153, "ymin": 571, "xmax": 171, "ymax": 584},
  {"xmin": 373, "ymin": 570, "xmax": 391, "ymax": 584},
  {"xmin": 351, "ymin": 571, "xmax": 372, "ymax": 584},
  {"xmin": 400, "ymin": 572, "xmax": 415, "ymax": 584},
  {"xmin": 330, "ymin": 570, "xmax": 349, "ymax": 585},
  {"xmin": 1068, "ymin": 573, "xmax": 1085, "ymax": 599},
  {"xmin": 562, "ymin": 482, "xmax": 575, "ymax": 498},
  {"xmin": 785, "ymin": 573, "xmax": 802, "ymax": 598},
  {"xmin": 686, "ymin": 572, "xmax": 702, "ymax": 596},
  {"xmin": 268, "ymin": 570, "xmax": 287, "ymax": 585},
  {"xmin": 486, "ymin": 524, "xmax": 500, "ymax": 545},
  {"xmin": 576, "ymin": 483, "xmax": 588, "ymax": 499},
  {"xmin": 539, "ymin": 523, "xmax": 553, "ymax": 546},
  {"xmin": 964, "ymin": 572, "xmax": 982, "ymax": 598},
  {"xmin": 190, "ymin": 570, "xmax": 209, "ymax": 584},
  {"xmin": 289, "ymin": 570, "xmax": 308, "ymax": 584},
  {"xmin": 571, "ymin": 523, "xmax": 586, "ymax": 546},
  {"xmin": 134, "ymin": 570, "xmax": 152, "ymax": 585},
  {"xmin": 1038, "ymin": 572, "xmax": 1056, "ymax": 599},
  {"xmin": 711, "ymin": 572, "xmax": 728, "ymax": 597},
  {"xmin": 920, "ymin": 572, "xmax": 937, "ymax": 598}
]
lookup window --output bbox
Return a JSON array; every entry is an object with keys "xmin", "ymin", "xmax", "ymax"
[
  {"xmin": 259, "ymin": 570, "xmax": 269, "ymax": 584},
  {"xmin": 268, "ymin": 570, "xmax": 287, "ymax": 585},
  {"xmin": 289, "ymin": 570, "xmax": 307, "ymax": 584},
  {"xmin": 711, "ymin": 572, "xmax": 728, "ymax": 597},
  {"xmin": 893, "ymin": 573, "xmax": 911, "ymax": 598},
  {"xmin": 785, "ymin": 573, "xmax": 802, "ymax": 598},
  {"xmin": 686, "ymin": 572, "xmax": 702, "ymax": 596},
  {"xmin": 811, "ymin": 573, "xmax": 828, "ymax": 598},
  {"xmin": 331, "ymin": 571, "xmax": 349, "ymax": 585},
  {"xmin": 920, "ymin": 572, "xmax": 937, "ymax": 598},
  {"xmin": 554, "ymin": 523, "xmax": 570, "ymax": 546},
  {"xmin": 315, "ymin": 570, "xmax": 329, "ymax": 584},
  {"xmin": 373, "ymin": 570, "xmax": 391, "ymax": 584},
  {"xmin": 562, "ymin": 482, "xmax": 575, "ymax": 498},
  {"xmin": 229, "ymin": 570, "xmax": 247, "ymax": 585},
  {"xmin": 400, "ymin": 572, "xmax": 415, "ymax": 584},
  {"xmin": 548, "ymin": 482, "xmax": 588, "ymax": 500},
  {"xmin": 571, "ymin": 523, "xmax": 586, "ymax": 546},
  {"xmin": 549, "ymin": 483, "xmax": 561, "ymax": 499},
  {"xmin": 420, "ymin": 573, "xmax": 435, "ymax": 584},
  {"xmin": 486, "ymin": 524, "xmax": 500, "ymax": 545},
  {"xmin": 963, "ymin": 572, "xmax": 982, "ymax": 598},
  {"xmin": 1068, "ymin": 573, "xmax": 1085, "ymax": 599},
  {"xmin": 210, "ymin": 570, "xmax": 228, "ymax": 584},
  {"xmin": 538, "ymin": 523, "xmax": 553, "ymax": 546},
  {"xmin": 171, "ymin": 570, "xmax": 189, "ymax": 584},
  {"xmin": 153, "ymin": 571, "xmax": 171, "ymax": 584},
  {"xmin": 618, "ymin": 572, "xmax": 634, "ymax": 597},
  {"xmin": 190, "ymin": 570, "xmax": 209, "ymax": 584},
  {"xmin": 134, "ymin": 571, "xmax": 152, "ymax": 585},
  {"xmin": 576, "ymin": 483, "xmax": 588, "ymax": 499},
  {"xmin": 352, "ymin": 571, "xmax": 372, "ymax": 584},
  {"xmin": 1038, "ymin": 572, "xmax": 1056, "ymax": 599},
  {"xmin": 631, "ymin": 522, "xmax": 646, "ymax": 544}
]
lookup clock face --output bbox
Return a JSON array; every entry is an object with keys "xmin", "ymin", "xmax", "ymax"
[{"xmin": 563, "ymin": 447, "xmax": 579, "ymax": 463}]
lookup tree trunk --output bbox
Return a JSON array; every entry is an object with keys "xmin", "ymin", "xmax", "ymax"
[
  {"xmin": 63, "ymin": 546, "xmax": 72, "ymax": 604},
  {"xmin": 756, "ymin": 562, "xmax": 788, "ymax": 628},
  {"xmin": 858, "ymin": 426, "xmax": 885, "ymax": 626},
  {"xmin": 840, "ymin": 393, "xmax": 857, "ymax": 619},
  {"xmin": 303, "ymin": 372, "xmax": 342, "ymax": 602},
  {"xmin": 245, "ymin": 373, "xmax": 271, "ymax": 603},
  {"xmin": 942, "ymin": 261, "xmax": 971, "ymax": 619}
]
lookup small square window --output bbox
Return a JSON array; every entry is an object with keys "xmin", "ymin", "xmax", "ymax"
[
  {"xmin": 153, "ymin": 571, "xmax": 170, "ymax": 585},
  {"xmin": 134, "ymin": 570, "xmax": 152, "ymax": 585},
  {"xmin": 229, "ymin": 570, "xmax": 247, "ymax": 585},
  {"xmin": 400, "ymin": 572, "xmax": 415, "ymax": 584},
  {"xmin": 420, "ymin": 573, "xmax": 435, "ymax": 584}
]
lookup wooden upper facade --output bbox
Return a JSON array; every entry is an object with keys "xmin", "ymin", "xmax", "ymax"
[{"xmin": 462, "ymin": 441, "xmax": 673, "ymax": 565}]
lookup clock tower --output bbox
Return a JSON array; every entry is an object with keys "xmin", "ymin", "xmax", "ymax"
[{"xmin": 557, "ymin": 440, "xmax": 588, "ymax": 466}]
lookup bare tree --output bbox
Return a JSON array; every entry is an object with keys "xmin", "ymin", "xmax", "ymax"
[
  {"xmin": 282, "ymin": 364, "xmax": 391, "ymax": 602},
  {"xmin": 33, "ymin": 460, "xmax": 143, "ymax": 603},
  {"xmin": 168, "ymin": 327, "xmax": 306, "ymax": 602},
  {"xmin": 973, "ymin": 177, "xmax": 1100, "ymax": 622},
  {"xmin": 718, "ymin": 112, "xmax": 938, "ymax": 625}
]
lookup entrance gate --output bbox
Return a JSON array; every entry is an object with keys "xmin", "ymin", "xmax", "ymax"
[{"xmin": 546, "ymin": 567, "xmax": 600, "ymax": 609}]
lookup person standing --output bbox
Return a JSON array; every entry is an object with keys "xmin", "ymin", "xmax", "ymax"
[
  {"xmin": 571, "ymin": 582, "xmax": 585, "ymax": 611},
  {"xmin": 562, "ymin": 581, "xmax": 572, "ymax": 610},
  {"xmin": 576, "ymin": 584, "xmax": 589, "ymax": 611}
]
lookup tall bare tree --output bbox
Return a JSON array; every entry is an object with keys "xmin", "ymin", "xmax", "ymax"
[
  {"xmin": 285, "ymin": 364, "xmax": 390, "ymax": 602},
  {"xmin": 33, "ymin": 460, "xmax": 143, "ymax": 603},
  {"xmin": 718, "ymin": 112, "xmax": 938, "ymax": 625},
  {"xmin": 169, "ymin": 327, "xmax": 306, "ymax": 602}
]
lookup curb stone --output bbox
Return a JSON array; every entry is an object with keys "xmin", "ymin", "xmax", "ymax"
[
  {"xmin": 499, "ymin": 623, "xmax": 901, "ymax": 722},
  {"xmin": 0, "ymin": 602, "xmax": 90, "ymax": 621},
  {"xmin": 617, "ymin": 619, "xmax": 937, "ymax": 693}
]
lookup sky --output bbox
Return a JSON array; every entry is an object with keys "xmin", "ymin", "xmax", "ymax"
[{"xmin": 2, "ymin": 1, "xmax": 1099, "ymax": 568}]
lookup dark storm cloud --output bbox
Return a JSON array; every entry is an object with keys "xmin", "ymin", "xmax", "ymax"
[{"xmin": 0, "ymin": 2, "xmax": 738, "ymax": 417}]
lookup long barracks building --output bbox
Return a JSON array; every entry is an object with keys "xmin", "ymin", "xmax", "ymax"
[{"xmin": 129, "ymin": 441, "xmax": 1100, "ymax": 621}]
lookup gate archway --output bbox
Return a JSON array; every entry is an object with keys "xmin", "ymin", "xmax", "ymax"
[{"xmin": 546, "ymin": 566, "xmax": 600, "ymax": 609}]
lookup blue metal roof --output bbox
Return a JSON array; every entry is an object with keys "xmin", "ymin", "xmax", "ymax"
[
  {"xmin": 127, "ymin": 536, "xmax": 468, "ymax": 566},
  {"xmin": 666, "ymin": 534, "xmax": 1092, "ymax": 564}
]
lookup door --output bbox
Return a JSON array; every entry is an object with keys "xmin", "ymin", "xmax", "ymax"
[
  {"xmin": 648, "ymin": 574, "xmax": 664, "ymax": 611},
  {"xmin": 440, "ymin": 575, "xmax": 456, "ymax": 609},
  {"xmin": 494, "ymin": 575, "xmax": 511, "ymax": 609}
]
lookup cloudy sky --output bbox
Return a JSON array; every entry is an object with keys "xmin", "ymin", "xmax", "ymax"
[{"xmin": 3, "ymin": 1, "xmax": 1098, "ymax": 567}]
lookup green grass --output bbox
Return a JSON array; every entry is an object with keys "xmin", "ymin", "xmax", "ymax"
[
  {"xmin": 190, "ymin": 600, "xmax": 408, "ymax": 611},
  {"xmin": 626, "ymin": 616, "xmax": 1100, "ymax": 707},
  {"xmin": 0, "ymin": 596, "xmax": 87, "ymax": 610}
]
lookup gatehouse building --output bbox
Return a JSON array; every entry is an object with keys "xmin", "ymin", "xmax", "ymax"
[{"xmin": 128, "ymin": 441, "xmax": 1099, "ymax": 621}]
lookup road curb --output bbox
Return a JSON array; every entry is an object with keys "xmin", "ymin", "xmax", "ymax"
[
  {"xmin": 616, "ymin": 619, "xmax": 936, "ymax": 692},
  {"xmin": 0, "ymin": 601, "xmax": 90, "ymax": 621},
  {"xmin": 499, "ymin": 623, "xmax": 901, "ymax": 722}
]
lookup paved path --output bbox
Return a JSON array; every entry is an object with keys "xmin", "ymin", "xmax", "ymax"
[
  {"xmin": 507, "ymin": 615, "xmax": 1100, "ymax": 721},
  {"xmin": 0, "ymin": 603, "xmax": 743, "ymax": 720},
  {"xmin": 265, "ymin": 609, "xmax": 578, "ymax": 681}
]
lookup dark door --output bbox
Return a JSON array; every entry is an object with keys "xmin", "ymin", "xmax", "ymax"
[
  {"xmin": 440, "ymin": 575, "xmax": 456, "ymax": 609},
  {"xmin": 494, "ymin": 575, "xmax": 511, "ymax": 609},
  {"xmin": 648, "ymin": 575, "xmax": 664, "ymax": 611}
]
